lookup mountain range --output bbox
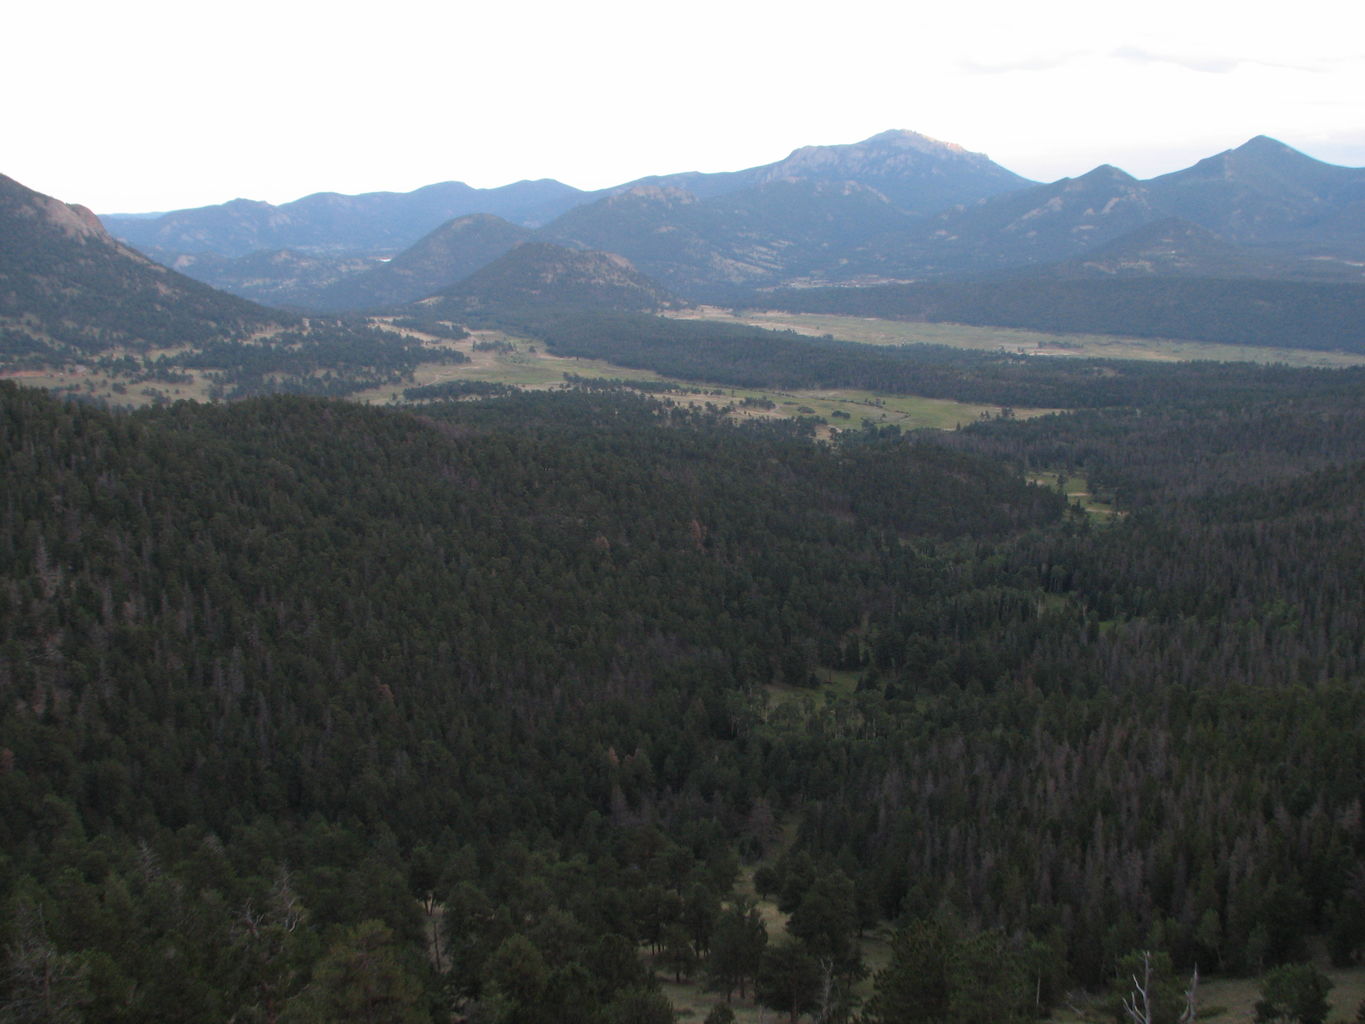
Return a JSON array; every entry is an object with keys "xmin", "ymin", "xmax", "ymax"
[
  {"xmin": 96, "ymin": 131, "xmax": 1365, "ymax": 312},
  {"xmin": 849, "ymin": 137, "xmax": 1365, "ymax": 283},
  {"xmin": 106, "ymin": 178, "xmax": 584, "ymax": 257},
  {"xmin": 6, "ymin": 129, "xmax": 1365, "ymax": 373}
]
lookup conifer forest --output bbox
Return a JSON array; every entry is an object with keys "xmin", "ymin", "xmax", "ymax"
[{"xmin": 1, "ymin": 349, "xmax": 1363, "ymax": 1022}]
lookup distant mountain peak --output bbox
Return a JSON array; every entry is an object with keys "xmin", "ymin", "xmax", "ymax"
[
  {"xmin": 1073, "ymin": 164, "xmax": 1139, "ymax": 184},
  {"xmin": 1234, "ymin": 135, "xmax": 1302, "ymax": 158},
  {"xmin": 865, "ymin": 129, "xmax": 968, "ymax": 154},
  {"xmin": 1141, "ymin": 133, "xmax": 1365, "ymax": 247},
  {"xmin": 1177, "ymin": 134, "xmax": 1334, "ymax": 183},
  {"xmin": 731, "ymin": 129, "xmax": 1032, "ymax": 218},
  {"xmin": 771, "ymin": 130, "xmax": 995, "ymax": 176}
]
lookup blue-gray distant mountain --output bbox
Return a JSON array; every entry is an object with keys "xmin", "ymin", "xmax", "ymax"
[
  {"xmin": 141, "ymin": 214, "xmax": 535, "ymax": 313},
  {"xmin": 851, "ymin": 164, "xmax": 1167, "ymax": 279},
  {"xmin": 146, "ymin": 248, "xmax": 377, "ymax": 310},
  {"xmin": 95, "ymin": 132, "xmax": 1365, "ymax": 310},
  {"xmin": 309, "ymin": 214, "xmax": 534, "ymax": 312},
  {"xmin": 539, "ymin": 178, "xmax": 921, "ymax": 299},
  {"xmin": 99, "ymin": 130, "xmax": 1028, "ymax": 281},
  {"xmin": 619, "ymin": 129, "xmax": 1033, "ymax": 213},
  {"xmin": 1025, "ymin": 218, "xmax": 1308, "ymax": 281},
  {"xmin": 851, "ymin": 138, "xmax": 1365, "ymax": 283},
  {"xmin": 1140, "ymin": 136, "xmax": 1365, "ymax": 277},
  {"xmin": 102, "ymin": 179, "xmax": 585, "ymax": 258},
  {"xmin": 1145, "ymin": 136, "xmax": 1365, "ymax": 243}
]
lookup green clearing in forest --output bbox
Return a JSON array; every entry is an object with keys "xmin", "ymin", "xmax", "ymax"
[
  {"xmin": 655, "ymin": 876, "xmax": 893, "ymax": 1024},
  {"xmin": 1028, "ymin": 470, "xmax": 1121, "ymax": 522},
  {"xmin": 721, "ymin": 387, "xmax": 1048, "ymax": 431}
]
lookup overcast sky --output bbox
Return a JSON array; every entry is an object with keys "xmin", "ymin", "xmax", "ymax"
[{"xmin": 7, "ymin": 0, "xmax": 1364, "ymax": 214}]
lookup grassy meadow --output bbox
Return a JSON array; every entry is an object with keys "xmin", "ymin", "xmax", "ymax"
[
  {"xmin": 679, "ymin": 308, "xmax": 1365, "ymax": 369},
  {"xmin": 353, "ymin": 327, "xmax": 1038, "ymax": 431},
  {"xmin": 14, "ymin": 306, "xmax": 1365, "ymax": 429}
]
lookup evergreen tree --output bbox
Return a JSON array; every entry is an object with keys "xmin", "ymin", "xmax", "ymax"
[
  {"xmin": 1254, "ymin": 964, "xmax": 1333, "ymax": 1024},
  {"xmin": 283, "ymin": 920, "xmax": 426, "ymax": 1024},
  {"xmin": 705, "ymin": 900, "xmax": 767, "ymax": 1001}
]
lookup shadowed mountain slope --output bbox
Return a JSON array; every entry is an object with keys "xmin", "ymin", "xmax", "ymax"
[
  {"xmin": 1146, "ymin": 135, "xmax": 1365, "ymax": 243},
  {"xmin": 309, "ymin": 214, "xmax": 535, "ymax": 311},
  {"xmin": 0, "ymin": 172, "xmax": 286, "ymax": 353},
  {"xmin": 417, "ymin": 242, "xmax": 678, "ymax": 315},
  {"xmin": 540, "ymin": 178, "xmax": 921, "ymax": 298},
  {"xmin": 1025, "ymin": 218, "xmax": 1303, "ymax": 280}
]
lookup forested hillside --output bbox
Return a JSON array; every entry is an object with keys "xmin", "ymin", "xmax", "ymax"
[
  {"xmin": 1, "ymin": 374, "xmax": 1363, "ymax": 1022},
  {"xmin": 0, "ymin": 174, "xmax": 286, "ymax": 358}
]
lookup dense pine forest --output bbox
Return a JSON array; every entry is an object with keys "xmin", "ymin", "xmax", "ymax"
[{"xmin": 1, "ymin": 361, "xmax": 1363, "ymax": 1022}]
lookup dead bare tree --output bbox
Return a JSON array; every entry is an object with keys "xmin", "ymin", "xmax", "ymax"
[
  {"xmin": 1179, "ymin": 965, "xmax": 1199, "ymax": 1024},
  {"xmin": 1121, "ymin": 950, "xmax": 1157, "ymax": 1024},
  {"xmin": 1120, "ymin": 951, "xmax": 1198, "ymax": 1024}
]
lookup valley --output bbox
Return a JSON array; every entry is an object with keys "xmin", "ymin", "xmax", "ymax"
[
  {"xmin": 2, "ymin": 128, "xmax": 1364, "ymax": 1024},
  {"xmin": 353, "ymin": 325, "xmax": 1046, "ymax": 430},
  {"xmin": 680, "ymin": 309, "xmax": 1365, "ymax": 368}
]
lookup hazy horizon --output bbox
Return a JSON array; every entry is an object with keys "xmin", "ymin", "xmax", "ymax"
[{"xmin": 10, "ymin": 0, "xmax": 1363, "ymax": 214}]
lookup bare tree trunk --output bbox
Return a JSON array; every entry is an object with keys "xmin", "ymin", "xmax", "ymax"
[
  {"xmin": 1121, "ymin": 950, "xmax": 1154, "ymax": 1024},
  {"xmin": 1178, "ymin": 965, "xmax": 1199, "ymax": 1024}
]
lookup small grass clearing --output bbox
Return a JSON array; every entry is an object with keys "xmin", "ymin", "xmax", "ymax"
[
  {"xmin": 713, "ymin": 386, "xmax": 1051, "ymax": 433},
  {"xmin": 1028, "ymin": 470, "xmax": 1121, "ymax": 522},
  {"xmin": 657, "ymin": 855, "xmax": 900, "ymax": 1023},
  {"xmin": 763, "ymin": 666, "xmax": 863, "ymax": 714}
]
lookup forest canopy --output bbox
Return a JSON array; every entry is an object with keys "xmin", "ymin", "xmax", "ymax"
[{"xmin": 1, "ymin": 363, "xmax": 1362, "ymax": 1022}]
